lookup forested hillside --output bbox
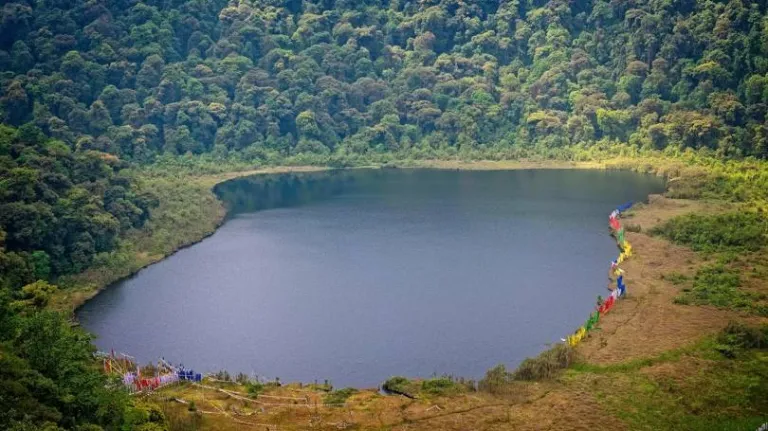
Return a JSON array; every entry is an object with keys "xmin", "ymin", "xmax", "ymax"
[
  {"xmin": 0, "ymin": 126, "xmax": 161, "ymax": 430},
  {"xmin": 2, "ymin": 0, "xmax": 768, "ymax": 429},
  {"xmin": 0, "ymin": 0, "xmax": 767, "ymax": 160}
]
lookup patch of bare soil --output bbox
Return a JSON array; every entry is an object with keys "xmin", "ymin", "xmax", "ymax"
[
  {"xmin": 499, "ymin": 385, "xmax": 628, "ymax": 431},
  {"xmin": 578, "ymin": 196, "xmax": 736, "ymax": 364}
]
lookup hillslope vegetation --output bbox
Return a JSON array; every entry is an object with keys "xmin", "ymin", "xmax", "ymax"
[
  {"xmin": 0, "ymin": 0, "xmax": 767, "ymax": 159},
  {"xmin": 1, "ymin": 0, "xmax": 768, "ymax": 429}
]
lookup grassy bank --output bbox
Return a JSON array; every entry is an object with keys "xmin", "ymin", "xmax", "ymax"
[{"xmin": 51, "ymin": 166, "xmax": 330, "ymax": 312}]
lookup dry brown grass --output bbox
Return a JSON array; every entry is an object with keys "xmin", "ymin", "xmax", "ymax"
[{"xmin": 579, "ymin": 196, "xmax": 738, "ymax": 364}]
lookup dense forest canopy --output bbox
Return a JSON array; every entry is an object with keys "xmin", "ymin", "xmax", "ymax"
[
  {"xmin": 0, "ymin": 0, "xmax": 766, "ymax": 161},
  {"xmin": 0, "ymin": 125, "xmax": 159, "ymax": 430},
  {"xmin": 2, "ymin": 0, "xmax": 768, "ymax": 429},
  {"xmin": 0, "ymin": 124, "xmax": 155, "ymax": 294}
]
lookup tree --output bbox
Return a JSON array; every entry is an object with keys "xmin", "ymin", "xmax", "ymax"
[
  {"xmin": 137, "ymin": 54, "xmax": 165, "ymax": 91},
  {"xmin": 88, "ymin": 100, "xmax": 113, "ymax": 135},
  {"xmin": 1, "ymin": 80, "xmax": 30, "ymax": 125},
  {"xmin": 16, "ymin": 280, "xmax": 57, "ymax": 308}
]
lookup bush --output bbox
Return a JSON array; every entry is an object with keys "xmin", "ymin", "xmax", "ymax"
[
  {"xmin": 323, "ymin": 388, "xmax": 358, "ymax": 406},
  {"xmin": 420, "ymin": 377, "xmax": 462, "ymax": 396},
  {"xmin": 478, "ymin": 364, "xmax": 514, "ymax": 394},
  {"xmin": 717, "ymin": 322, "xmax": 768, "ymax": 350},
  {"xmin": 382, "ymin": 376, "xmax": 418, "ymax": 398},
  {"xmin": 245, "ymin": 381, "xmax": 264, "ymax": 397},
  {"xmin": 650, "ymin": 212, "xmax": 767, "ymax": 252},
  {"xmin": 512, "ymin": 344, "xmax": 575, "ymax": 381},
  {"xmin": 674, "ymin": 264, "xmax": 767, "ymax": 314}
]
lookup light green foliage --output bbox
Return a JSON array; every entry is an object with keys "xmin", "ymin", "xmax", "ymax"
[
  {"xmin": 16, "ymin": 280, "xmax": 57, "ymax": 308},
  {"xmin": 245, "ymin": 381, "xmax": 264, "ymax": 397},
  {"xmin": 382, "ymin": 376, "xmax": 417, "ymax": 397},
  {"xmin": 662, "ymin": 272, "xmax": 689, "ymax": 285}
]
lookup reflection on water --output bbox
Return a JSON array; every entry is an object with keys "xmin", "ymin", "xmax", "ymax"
[{"xmin": 214, "ymin": 171, "xmax": 356, "ymax": 216}]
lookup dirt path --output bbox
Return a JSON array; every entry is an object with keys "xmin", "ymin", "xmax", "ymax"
[{"xmin": 579, "ymin": 196, "xmax": 736, "ymax": 364}]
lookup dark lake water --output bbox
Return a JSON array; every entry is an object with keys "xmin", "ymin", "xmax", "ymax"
[{"xmin": 77, "ymin": 169, "xmax": 665, "ymax": 388}]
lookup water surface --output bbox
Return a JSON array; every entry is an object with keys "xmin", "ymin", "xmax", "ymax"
[{"xmin": 78, "ymin": 169, "xmax": 665, "ymax": 387}]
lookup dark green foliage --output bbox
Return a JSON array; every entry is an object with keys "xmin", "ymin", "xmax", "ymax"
[
  {"xmin": 381, "ymin": 376, "xmax": 466, "ymax": 398},
  {"xmin": 0, "ymin": 0, "xmax": 766, "ymax": 427},
  {"xmin": 0, "ymin": 124, "xmax": 158, "ymax": 429},
  {"xmin": 651, "ymin": 212, "xmax": 767, "ymax": 252},
  {"xmin": 684, "ymin": 264, "xmax": 742, "ymax": 307},
  {"xmin": 513, "ymin": 344, "xmax": 575, "ymax": 381},
  {"xmin": 0, "ymin": 293, "xmax": 160, "ymax": 430},
  {"xmin": 0, "ymin": 0, "xmax": 766, "ymax": 159},
  {"xmin": 716, "ymin": 321, "xmax": 768, "ymax": 352},
  {"xmin": 478, "ymin": 364, "xmax": 514, "ymax": 395},
  {"xmin": 673, "ymin": 263, "xmax": 765, "ymax": 314},
  {"xmin": 0, "ymin": 125, "xmax": 156, "ymax": 292},
  {"xmin": 624, "ymin": 223, "xmax": 642, "ymax": 233}
]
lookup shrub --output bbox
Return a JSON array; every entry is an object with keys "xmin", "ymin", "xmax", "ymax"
[
  {"xmin": 717, "ymin": 322, "xmax": 768, "ymax": 350},
  {"xmin": 478, "ymin": 364, "xmax": 514, "ymax": 394},
  {"xmin": 246, "ymin": 381, "xmax": 264, "ymax": 397},
  {"xmin": 680, "ymin": 264, "xmax": 742, "ymax": 307},
  {"xmin": 323, "ymin": 388, "xmax": 358, "ymax": 406},
  {"xmin": 513, "ymin": 344, "xmax": 575, "ymax": 381},
  {"xmin": 420, "ymin": 377, "xmax": 462, "ymax": 396},
  {"xmin": 674, "ymin": 264, "xmax": 767, "ymax": 314},
  {"xmin": 235, "ymin": 373, "xmax": 249, "ymax": 383},
  {"xmin": 650, "ymin": 212, "xmax": 767, "ymax": 252},
  {"xmin": 382, "ymin": 376, "xmax": 418, "ymax": 398}
]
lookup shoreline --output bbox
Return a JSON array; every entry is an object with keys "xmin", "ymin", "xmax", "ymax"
[
  {"xmin": 72, "ymin": 161, "xmax": 670, "ymax": 384},
  {"xmin": 58, "ymin": 166, "xmax": 332, "ymax": 313},
  {"xmin": 69, "ymin": 156, "xmax": 767, "ymax": 429},
  {"xmin": 61, "ymin": 160, "xmax": 617, "ymax": 313}
]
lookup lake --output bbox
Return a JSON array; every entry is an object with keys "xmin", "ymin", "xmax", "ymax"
[{"xmin": 77, "ymin": 169, "xmax": 665, "ymax": 388}]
